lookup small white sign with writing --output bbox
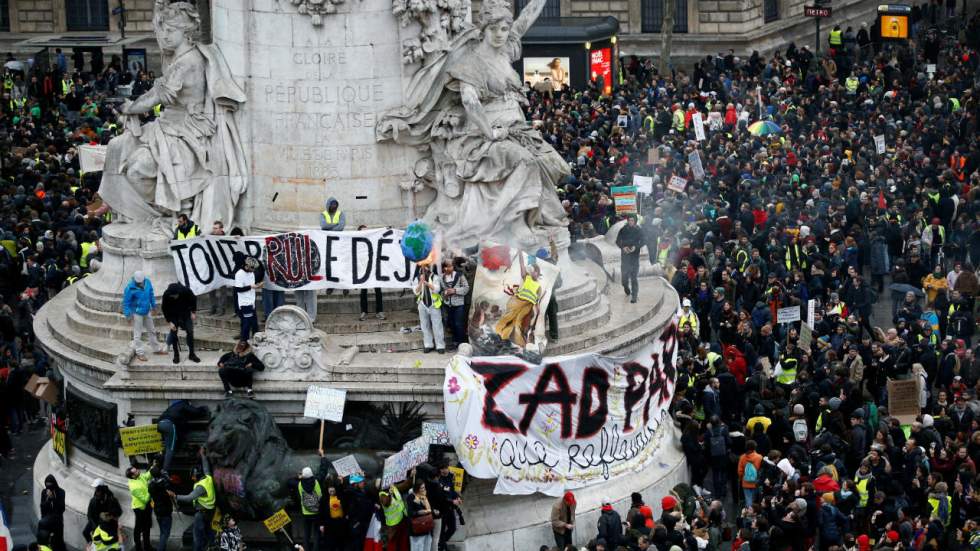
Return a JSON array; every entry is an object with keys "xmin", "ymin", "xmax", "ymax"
[
  {"xmin": 304, "ymin": 385, "xmax": 347, "ymax": 422},
  {"xmin": 777, "ymin": 305, "xmax": 801, "ymax": 323},
  {"xmin": 874, "ymin": 134, "xmax": 886, "ymax": 155}
]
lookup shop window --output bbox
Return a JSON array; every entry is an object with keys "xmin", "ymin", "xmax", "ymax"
[
  {"xmin": 0, "ymin": 0, "xmax": 9, "ymax": 32},
  {"xmin": 515, "ymin": 0, "xmax": 562, "ymax": 21},
  {"xmin": 641, "ymin": 0, "xmax": 688, "ymax": 33},
  {"xmin": 66, "ymin": 0, "xmax": 109, "ymax": 31},
  {"xmin": 764, "ymin": 0, "xmax": 779, "ymax": 22}
]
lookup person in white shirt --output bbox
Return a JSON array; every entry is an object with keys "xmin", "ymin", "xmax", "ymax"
[
  {"xmin": 234, "ymin": 257, "xmax": 262, "ymax": 341},
  {"xmin": 413, "ymin": 264, "xmax": 445, "ymax": 353}
]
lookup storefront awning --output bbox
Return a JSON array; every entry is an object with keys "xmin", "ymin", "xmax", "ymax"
[{"xmin": 523, "ymin": 16, "xmax": 619, "ymax": 44}]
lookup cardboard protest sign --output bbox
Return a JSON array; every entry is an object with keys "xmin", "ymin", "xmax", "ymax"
[
  {"xmin": 777, "ymin": 306, "xmax": 801, "ymax": 323},
  {"xmin": 449, "ymin": 466, "xmax": 465, "ymax": 492},
  {"xmin": 688, "ymin": 151, "xmax": 705, "ymax": 181},
  {"xmin": 331, "ymin": 455, "xmax": 363, "ymax": 478},
  {"xmin": 799, "ymin": 324, "xmax": 813, "ymax": 351},
  {"xmin": 381, "ymin": 450, "xmax": 410, "ymax": 488},
  {"xmin": 119, "ymin": 424, "xmax": 164, "ymax": 456},
  {"xmin": 611, "ymin": 185, "xmax": 638, "ymax": 215},
  {"xmin": 263, "ymin": 509, "xmax": 291, "ymax": 533},
  {"xmin": 304, "ymin": 386, "xmax": 346, "ymax": 422},
  {"xmin": 887, "ymin": 379, "xmax": 920, "ymax": 424},
  {"xmin": 647, "ymin": 148, "xmax": 659, "ymax": 165},
  {"xmin": 422, "ymin": 421, "xmax": 451, "ymax": 445},
  {"xmin": 667, "ymin": 175, "xmax": 687, "ymax": 193},
  {"xmin": 632, "ymin": 175, "xmax": 654, "ymax": 195}
]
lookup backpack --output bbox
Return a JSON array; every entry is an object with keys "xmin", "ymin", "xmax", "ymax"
[
  {"xmin": 792, "ymin": 418, "xmax": 809, "ymax": 442},
  {"xmin": 709, "ymin": 428, "xmax": 728, "ymax": 457},
  {"xmin": 300, "ymin": 484, "xmax": 320, "ymax": 513},
  {"xmin": 744, "ymin": 460, "xmax": 759, "ymax": 483}
]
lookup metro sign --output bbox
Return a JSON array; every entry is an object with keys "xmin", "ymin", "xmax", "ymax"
[{"xmin": 804, "ymin": 5, "xmax": 832, "ymax": 16}]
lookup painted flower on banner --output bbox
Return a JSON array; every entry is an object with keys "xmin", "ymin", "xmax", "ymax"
[
  {"xmin": 447, "ymin": 376, "xmax": 461, "ymax": 395},
  {"xmin": 464, "ymin": 434, "xmax": 480, "ymax": 450},
  {"xmin": 540, "ymin": 411, "xmax": 559, "ymax": 436}
]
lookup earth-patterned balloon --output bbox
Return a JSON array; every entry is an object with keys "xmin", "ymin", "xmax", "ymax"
[{"xmin": 400, "ymin": 221, "xmax": 434, "ymax": 262}]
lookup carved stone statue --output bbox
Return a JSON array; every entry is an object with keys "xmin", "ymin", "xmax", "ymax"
[
  {"xmin": 251, "ymin": 306, "xmax": 327, "ymax": 374},
  {"xmin": 377, "ymin": 0, "xmax": 569, "ymax": 249},
  {"xmin": 99, "ymin": 0, "xmax": 248, "ymax": 234}
]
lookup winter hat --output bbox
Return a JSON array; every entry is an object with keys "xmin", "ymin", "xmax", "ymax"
[
  {"xmin": 793, "ymin": 498, "xmax": 807, "ymax": 512},
  {"xmin": 563, "ymin": 491, "xmax": 576, "ymax": 507},
  {"xmin": 349, "ymin": 474, "xmax": 365, "ymax": 484},
  {"xmin": 822, "ymin": 492, "xmax": 835, "ymax": 504},
  {"xmin": 886, "ymin": 531, "xmax": 900, "ymax": 543},
  {"xmin": 662, "ymin": 495, "xmax": 678, "ymax": 511},
  {"xmin": 301, "ymin": 467, "xmax": 314, "ymax": 479},
  {"xmin": 793, "ymin": 404, "xmax": 805, "ymax": 415},
  {"xmin": 133, "ymin": 271, "xmax": 145, "ymax": 283},
  {"xmin": 856, "ymin": 534, "xmax": 870, "ymax": 551},
  {"xmin": 922, "ymin": 414, "xmax": 934, "ymax": 427},
  {"xmin": 828, "ymin": 397, "xmax": 842, "ymax": 410}
]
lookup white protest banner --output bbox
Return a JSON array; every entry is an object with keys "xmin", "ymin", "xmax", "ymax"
[
  {"xmin": 692, "ymin": 112, "xmax": 706, "ymax": 141},
  {"xmin": 304, "ymin": 385, "xmax": 346, "ymax": 422},
  {"xmin": 667, "ymin": 175, "xmax": 687, "ymax": 193},
  {"xmin": 79, "ymin": 144, "xmax": 107, "ymax": 173},
  {"xmin": 806, "ymin": 299, "xmax": 815, "ymax": 328},
  {"xmin": 422, "ymin": 421, "xmax": 451, "ymax": 445},
  {"xmin": 331, "ymin": 455, "xmax": 363, "ymax": 478},
  {"xmin": 874, "ymin": 134, "xmax": 886, "ymax": 154},
  {"xmin": 632, "ymin": 174, "xmax": 654, "ymax": 195},
  {"xmin": 777, "ymin": 305, "xmax": 801, "ymax": 323},
  {"xmin": 688, "ymin": 151, "xmax": 705, "ymax": 181},
  {"xmin": 445, "ymin": 319, "xmax": 679, "ymax": 496},
  {"xmin": 170, "ymin": 228, "xmax": 417, "ymax": 295},
  {"xmin": 382, "ymin": 450, "xmax": 410, "ymax": 488}
]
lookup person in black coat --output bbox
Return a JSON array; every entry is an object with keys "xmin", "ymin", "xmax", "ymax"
[
  {"xmin": 162, "ymin": 281, "xmax": 199, "ymax": 364},
  {"xmin": 84, "ymin": 481, "xmax": 123, "ymax": 543},
  {"xmin": 616, "ymin": 215, "xmax": 645, "ymax": 303},
  {"xmin": 39, "ymin": 474, "xmax": 66, "ymax": 551},
  {"xmin": 156, "ymin": 400, "xmax": 209, "ymax": 472},
  {"xmin": 597, "ymin": 498, "xmax": 624, "ymax": 548},
  {"xmin": 148, "ymin": 464, "xmax": 175, "ymax": 551},
  {"xmin": 342, "ymin": 475, "xmax": 376, "ymax": 551},
  {"xmin": 217, "ymin": 340, "xmax": 266, "ymax": 398}
]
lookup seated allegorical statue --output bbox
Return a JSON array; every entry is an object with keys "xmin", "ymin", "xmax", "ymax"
[
  {"xmin": 99, "ymin": 0, "xmax": 248, "ymax": 234},
  {"xmin": 377, "ymin": 0, "xmax": 569, "ymax": 248}
]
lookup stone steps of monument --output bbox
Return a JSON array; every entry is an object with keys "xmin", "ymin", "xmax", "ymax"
[
  {"xmin": 104, "ymin": 377, "xmax": 445, "ymax": 402},
  {"xmin": 195, "ymin": 309, "xmax": 423, "ymax": 333},
  {"xmin": 63, "ymin": 305, "xmax": 237, "ymax": 352}
]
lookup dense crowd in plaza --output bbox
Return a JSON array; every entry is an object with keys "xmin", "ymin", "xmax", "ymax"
[{"xmin": 3, "ymin": 2, "xmax": 980, "ymax": 551}]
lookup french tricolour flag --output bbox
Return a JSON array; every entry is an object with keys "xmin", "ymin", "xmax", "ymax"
[{"xmin": 0, "ymin": 503, "xmax": 13, "ymax": 551}]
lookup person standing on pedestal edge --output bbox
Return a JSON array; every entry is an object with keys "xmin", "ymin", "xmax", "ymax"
[
  {"xmin": 440, "ymin": 258, "xmax": 469, "ymax": 350},
  {"xmin": 318, "ymin": 196, "xmax": 346, "ymax": 303},
  {"xmin": 125, "ymin": 466, "xmax": 153, "ymax": 551},
  {"xmin": 413, "ymin": 264, "xmax": 445, "ymax": 354},
  {"xmin": 208, "ymin": 221, "xmax": 230, "ymax": 316},
  {"xmin": 616, "ymin": 215, "xmax": 644, "ymax": 304},
  {"xmin": 233, "ymin": 257, "xmax": 262, "ymax": 342},
  {"xmin": 550, "ymin": 491, "xmax": 576, "ymax": 549},
  {"xmin": 173, "ymin": 213, "xmax": 200, "ymax": 241},
  {"xmin": 171, "ymin": 448, "xmax": 215, "ymax": 551},
  {"xmin": 289, "ymin": 467, "xmax": 324, "ymax": 551},
  {"xmin": 357, "ymin": 225, "xmax": 385, "ymax": 321},
  {"xmin": 162, "ymin": 281, "xmax": 199, "ymax": 364},
  {"xmin": 123, "ymin": 271, "xmax": 165, "ymax": 361}
]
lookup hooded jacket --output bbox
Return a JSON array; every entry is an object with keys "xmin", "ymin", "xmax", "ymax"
[
  {"xmin": 40, "ymin": 474, "xmax": 66, "ymax": 522},
  {"xmin": 122, "ymin": 277, "xmax": 156, "ymax": 317},
  {"xmin": 320, "ymin": 197, "xmax": 346, "ymax": 231},
  {"xmin": 162, "ymin": 282, "xmax": 197, "ymax": 322}
]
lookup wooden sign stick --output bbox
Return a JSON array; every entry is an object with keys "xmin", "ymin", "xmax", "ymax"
[{"xmin": 318, "ymin": 419, "xmax": 325, "ymax": 451}]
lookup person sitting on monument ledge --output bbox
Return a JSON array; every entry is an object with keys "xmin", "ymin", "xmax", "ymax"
[{"xmin": 217, "ymin": 340, "xmax": 265, "ymax": 398}]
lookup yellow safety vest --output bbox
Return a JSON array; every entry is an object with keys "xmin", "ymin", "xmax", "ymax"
[
  {"xmin": 416, "ymin": 286, "xmax": 442, "ymax": 309},
  {"xmin": 854, "ymin": 476, "xmax": 870, "ymax": 507},
  {"xmin": 929, "ymin": 495, "xmax": 952, "ymax": 525},
  {"xmin": 80, "ymin": 241, "xmax": 96, "ymax": 268},
  {"xmin": 950, "ymin": 98, "xmax": 960, "ymax": 112},
  {"xmin": 829, "ymin": 30, "xmax": 843, "ymax": 45},
  {"xmin": 776, "ymin": 359, "xmax": 798, "ymax": 385},
  {"xmin": 61, "ymin": 79, "xmax": 72, "ymax": 95},
  {"xmin": 129, "ymin": 471, "xmax": 151, "ymax": 510},
  {"xmin": 845, "ymin": 77, "xmax": 859, "ymax": 93},
  {"xmin": 40, "ymin": 546, "xmax": 53, "ymax": 551},
  {"xmin": 153, "ymin": 104, "xmax": 162, "ymax": 117},
  {"xmin": 176, "ymin": 225, "xmax": 199, "ymax": 240},
  {"xmin": 679, "ymin": 312, "xmax": 699, "ymax": 333},
  {"xmin": 380, "ymin": 486, "xmax": 406, "ymax": 526},
  {"xmin": 673, "ymin": 109, "xmax": 685, "ymax": 132},
  {"xmin": 194, "ymin": 475, "xmax": 216, "ymax": 510},
  {"xmin": 321, "ymin": 210, "xmax": 342, "ymax": 225},
  {"xmin": 516, "ymin": 275, "xmax": 541, "ymax": 304},
  {"xmin": 92, "ymin": 526, "xmax": 120, "ymax": 551},
  {"xmin": 298, "ymin": 480, "xmax": 321, "ymax": 516}
]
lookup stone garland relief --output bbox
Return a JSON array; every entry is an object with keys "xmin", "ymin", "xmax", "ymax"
[
  {"xmin": 250, "ymin": 306, "xmax": 327, "ymax": 374},
  {"xmin": 392, "ymin": 0, "xmax": 471, "ymax": 64},
  {"xmin": 288, "ymin": 0, "xmax": 347, "ymax": 25}
]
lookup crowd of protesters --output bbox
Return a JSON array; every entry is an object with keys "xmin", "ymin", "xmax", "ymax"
[{"xmin": 3, "ymin": 2, "xmax": 980, "ymax": 551}]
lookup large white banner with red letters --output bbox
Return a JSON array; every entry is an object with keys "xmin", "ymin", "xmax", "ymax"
[
  {"xmin": 169, "ymin": 229, "xmax": 416, "ymax": 295},
  {"xmin": 444, "ymin": 320, "xmax": 679, "ymax": 496}
]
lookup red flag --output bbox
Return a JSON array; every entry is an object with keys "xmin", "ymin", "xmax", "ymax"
[{"xmin": 878, "ymin": 190, "xmax": 887, "ymax": 210}]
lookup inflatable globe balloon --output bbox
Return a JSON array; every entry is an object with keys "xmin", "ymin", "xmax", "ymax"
[{"xmin": 401, "ymin": 221, "xmax": 434, "ymax": 263}]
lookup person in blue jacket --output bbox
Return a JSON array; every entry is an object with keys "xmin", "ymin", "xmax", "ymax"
[{"xmin": 123, "ymin": 270, "xmax": 164, "ymax": 361}]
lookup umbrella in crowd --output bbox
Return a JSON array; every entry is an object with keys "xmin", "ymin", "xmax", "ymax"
[{"xmin": 747, "ymin": 120, "xmax": 781, "ymax": 136}]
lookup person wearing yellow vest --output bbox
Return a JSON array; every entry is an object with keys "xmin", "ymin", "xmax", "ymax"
[
  {"xmin": 61, "ymin": 77, "xmax": 73, "ymax": 97},
  {"xmin": 125, "ymin": 467, "xmax": 154, "ymax": 551},
  {"xmin": 90, "ymin": 512, "xmax": 122, "ymax": 551},
  {"xmin": 928, "ymin": 482, "xmax": 952, "ymax": 526},
  {"xmin": 495, "ymin": 253, "xmax": 545, "ymax": 349},
  {"xmin": 379, "ymin": 481, "xmax": 413, "ymax": 551},
  {"xmin": 845, "ymin": 74, "xmax": 859, "ymax": 94},
  {"xmin": 672, "ymin": 103, "xmax": 685, "ymax": 133},
  {"xmin": 173, "ymin": 213, "xmax": 200, "ymax": 240},
  {"xmin": 852, "ymin": 462, "xmax": 875, "ymax": 513},
  {"xmin": 174, "ymin": 449, "xmax": 215, "ymax": 551},
  {"xmin": 775, "ymin": 342, "xmax": 800, "ymax": 386},
  {"xmin": 320, "ymin": 197, "xmax": 346, "ymax": 231},
  {"xmin": 414, "ymin": 264, "xmax": 446, "ymax": 353},
  {"xmin": 80, "ymin": 233, "xmax": 99, "ymax": 269},
  {"xmin": 829, "ymin": 25, "xmax": 843, "ymax": 49},
  {"xmin": 291, "ymin": 467, "xmax": 323, "ymax": 551},
  {"xmin": 679, "ymin": 298, "xmax": 699, "ymax": 337}
]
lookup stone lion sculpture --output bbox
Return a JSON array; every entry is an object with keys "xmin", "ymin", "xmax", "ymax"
[{"xmin": 205, "ymin": 398, "xmax": 303, "ymax": 519}]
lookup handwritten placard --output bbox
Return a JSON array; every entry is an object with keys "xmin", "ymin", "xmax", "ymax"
[
  {"xmin": 120, "ymin": 424, "xmax": 164, "ymax": 456},
  {"xmin": 304, "ymin": 385, "xmax": 347, "ymax": 422},
  {"xmin": 777, "ymin": 306, "xmax": 801, "ymax": 323},
  {"xmin": 449, "ymin": 466, "xmax": 465, "ymax": 492},
  {"xmin": 331, "ymin": 455, "xmax": 364, "ymax": 479},
  {"xmin": 688, "ymin": 151, "xmax": 705, "ymax": 181},
  {"xmin": 263, "ymin": 509, "xmax": 291, "ymax": 533},
  {"xmin": 381, "ymin": 450, "xmax": 410, "ymax": 488},
  {"xmin": 632, "ymin": 174, "xmax": 654, "ymax": 195},
  {"xmin": 667, "ymin": 175, "xmax": 687, "ymax": 193},
  {"xmin": 874, "ymin": 134, "xmax": 886, "ymax": 154},
  {"xmin": 692, "ymin": 112, "xmax": 706, "ymax": 141},
  {"xmin": 888, "ymin": 379, "xmax": 920, "ymax": 424},
  {"xmin": 422, "ymin": 421, "xmax": 451, "ymax": 445},
  {"xmin": 403, "ymin": 435, "xmax": 431, "ymax": 470}
]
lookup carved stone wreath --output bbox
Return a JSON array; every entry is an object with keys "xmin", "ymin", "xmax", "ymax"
[
  {"xmin": 251, "ymin": 305, "xmax": 327, "ymax": 374},
  {"xmin": 288, "ymin": 0, "xmax": 346, "ymax": 26}
]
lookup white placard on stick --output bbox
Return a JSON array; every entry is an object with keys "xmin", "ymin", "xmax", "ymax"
[
  {"xmin": 692, "ymin": 112, "xmax": 706, "ymax": 141},
  {"xmin": 806, "ymin": 299, "xmax": 815, "ymax": 328},
  {"xmin": 874, "ymin": 134, "xmax": 886, "ymax": 155},
  {"xmin": 688, "ymin": 151, "xmax": 705, "ymax": 181},
  {"xmin": 632, "ymin": 174, "xmax": 654, "ymax": 195},
  {"xmin": 667, "ymin": 175, "xmax": 688, "ymax": 193},
  {"xmin": 304, "ymin": 385, "xmax": 347, "ymax": 422},
  {"xmin": 331, "ymin": 455, "xmax": 363, "ymax": 478},
  {"xmin": 777, "ymin": 305, "xmax": 801, "ymax": 323}
]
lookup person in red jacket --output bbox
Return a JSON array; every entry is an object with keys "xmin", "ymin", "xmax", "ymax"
[{"xmin": 723, "ymin": 344, "xmax": 748, "ymax": 385}]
